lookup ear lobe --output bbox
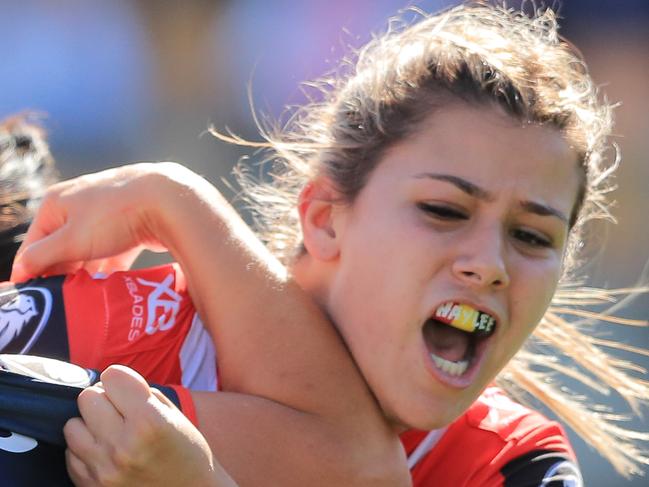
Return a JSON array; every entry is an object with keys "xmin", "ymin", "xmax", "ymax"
[{"xmin": 298, "ymin": 180, "xmax": 341, "ymax": 261}]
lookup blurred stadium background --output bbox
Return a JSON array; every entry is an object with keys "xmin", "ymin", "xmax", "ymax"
[{"xmin": 1, "ymin": 1, "xmax": 647, "ymax": 484}]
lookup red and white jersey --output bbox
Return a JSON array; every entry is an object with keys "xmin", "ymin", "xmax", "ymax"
[
  {"xmin": 64, "ymin": 264, "xmax": 217, "ymax": 391},
  {"xmin": 402, "ymin": 387, "xmax": 582, "ymax": 486},
  {"xmin": 0, "ymin": 264, "xmax": 218, "ymax": 420},
  {"xmin": 0, "ymin": 264, "xmax": 582, "ymax": 485}
]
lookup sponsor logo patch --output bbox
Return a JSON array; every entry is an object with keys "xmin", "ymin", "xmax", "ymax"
[
  {"xmin": 124, "ymin": 273, "xmax": 182, "ymax": 341},
  {"xmin": 0, "ymin": 286, "xmax": 52, "ymax": 354}
]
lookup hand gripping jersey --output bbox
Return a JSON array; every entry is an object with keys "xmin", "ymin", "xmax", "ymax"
[
  {"xmin": 0, "ymin": 356, "xmax": 96, "ymax": 487},
  {"xmin": 0, "ymin": 354, "xmax": 189, "ymax": 486},
  {"xmin": 0, "ymin": 264, "xmax": 216, "ymax": 486},
  {"xmin": 0, "ymin": 264, "xmax": 582, "ymax": 486}
]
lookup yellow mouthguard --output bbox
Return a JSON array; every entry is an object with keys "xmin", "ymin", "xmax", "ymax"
[{"xmin": 434, "ymin": 302, "xmax": 495, "ymax": 334}]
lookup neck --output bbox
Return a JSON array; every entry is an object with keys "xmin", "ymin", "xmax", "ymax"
[
  {"xmin": 289, "ymin": 253, "xmax": 330, "ymax": 309},
  {"xmin": 293, "ymin": 254, "xmax": 419, "ymax": 434}
]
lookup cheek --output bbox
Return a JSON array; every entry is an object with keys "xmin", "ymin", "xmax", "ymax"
[
  {"xmin": 333, "ymin": 228, "xmax": 422, "ymax": 342},
  {"xmin": 510, "ymin": 257, "xmax": 562, "ymax": 334}
]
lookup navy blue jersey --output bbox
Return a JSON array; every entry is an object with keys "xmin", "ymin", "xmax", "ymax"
[
  {"xmin": 0, "ymin": 266, "xmax": 214, "ymax": 485},
  {"xmin": 0, "ymin": 355, "xmax": 182, "ymax": 486}
]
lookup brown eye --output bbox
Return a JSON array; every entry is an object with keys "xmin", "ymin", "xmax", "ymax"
[
  {"xmin": 512, "ymin": 228, "xmax": 552, "ymax": 248},
  {"xmin": 417, "ymin": 203, "xmax": 468, "ymax": 221}
]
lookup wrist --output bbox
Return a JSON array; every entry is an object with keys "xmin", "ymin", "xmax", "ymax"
[
  {"xmin": 133, "ymin": 162, "xmax": 227, "ymax": 254},
  {"xmin": 108, "ymin": 163, "xmax": 178, "ymax": 250},
  {"xmin": 126, "ymin": 162, "xmax": 194, "ymax": 211}
]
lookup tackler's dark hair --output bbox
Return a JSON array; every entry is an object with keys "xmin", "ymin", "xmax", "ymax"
[{"xmin": 0, "ymin": 115, "xmax": 58, "ymax": 279}]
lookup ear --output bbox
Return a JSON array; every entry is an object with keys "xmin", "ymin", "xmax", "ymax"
[{"xmin": 298, "ymin": 178, "xmax": 342, "ymax": 262}]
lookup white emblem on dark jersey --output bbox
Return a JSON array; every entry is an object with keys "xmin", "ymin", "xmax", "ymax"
[
  {"xmin": 541, "ymin": 460, "xmax": 583, "ymax": 487},
  {"xmin": 0, "ymin": 431, "xmax": 38, "ymax": 453},
  {"xmin": 0, "ymin": 287, "xmax": 52, "ymax": 353}
]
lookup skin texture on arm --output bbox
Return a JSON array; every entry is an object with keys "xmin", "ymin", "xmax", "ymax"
[{"xmin": 12, "ymin": 163, "xmax": 410, "ymax": 487}]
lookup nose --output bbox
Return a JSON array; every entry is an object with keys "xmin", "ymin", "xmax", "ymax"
[{"xmin": 451, "ymin": 226, "xmax": 510, "ymax": 290}]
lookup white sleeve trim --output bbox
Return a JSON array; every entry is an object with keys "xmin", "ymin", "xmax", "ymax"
[
  {"xmin": 407, "ymin": 428, "xmax": 448, "ymax": 470},
  {"xmin": 179, "ymin": 313, "xmax": 218, "ymax": 391}
]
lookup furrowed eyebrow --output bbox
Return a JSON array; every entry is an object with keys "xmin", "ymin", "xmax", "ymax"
[
  {"xmin": 413, "ymin": 172, "xmax": 491, "ymax": 200},
  {"xmin": 520, "ymin": 200, "xmax": 568, "ymax": 224},
  {"xmin": 413, "ymin": 172, "xmax": 569, "ymax": 224}
]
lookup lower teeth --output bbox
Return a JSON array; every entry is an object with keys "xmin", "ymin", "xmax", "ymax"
[{"xmin": 430, "ymin": 353, "xmax": 468, "ymax": 376}]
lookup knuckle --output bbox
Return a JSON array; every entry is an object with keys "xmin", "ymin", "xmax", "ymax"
[
  {"xmin": 144, "ymin": 399, "xmax": 169, "ymax": 428},
  {"xmin": 95, "ymin": 466, "xmax": 123, "ymax": 487},
  {"xmin": 100, "ymin": 365, "xmax": 120, "ymax": 383},
  {"xmin": 66, "ymin": 461, "xmax": 92, "ymax": 486},
  {"xmin": 127, "ymin": 407, "xmax": 168, "ymax": 450},
  {"xmin": 109, "ymin": 443, "xmax": 134, "ymax": 471},
  {"xmin": 62, "ymin": 417, "xmax": 82, "ymax": 443},
  {"xmin": 132, "ymin": 412, "xmax": 162, "ymax": 442},
  {"xmin": 40, "ymin": 186, "xmax": 60, "ymax": 203},
  {"xmin": 101, "ymin": 364, "xmax": 133, "ymax": 387},
  {"xmin": 77, "ymin": 385, "xmax": 103, "ymax": 408},
  {"xmin": 40, "ymin": 182, "xmax": 68, "ymax": 206}
]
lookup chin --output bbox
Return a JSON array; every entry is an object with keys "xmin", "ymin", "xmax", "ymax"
[{"xmin": 389, "ymin": 398, "xmax": 469, "ymax": 432}]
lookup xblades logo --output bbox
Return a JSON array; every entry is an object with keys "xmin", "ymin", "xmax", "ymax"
[
  {"xmin": 0, "ymin": 285, "xmax": 52, "ymax": 354},
  {"xmin": 137, "ymin": 274, "xmax": 181, "ymax": 334}
]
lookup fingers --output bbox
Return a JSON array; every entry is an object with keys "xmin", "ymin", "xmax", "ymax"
[
  {"xmin": 63, "ymin": 367, "xmax": 157, "ymax": 487},
  {"xmin": 96, "ymin": 365, "xmax": 171, "ymax": 441},
  {"xmin": 99, "ymin": 365, "xmax": 153, "ymax": 417},
  {"xmin": 65, "ymin": 447, "xmax": 95, "ymax": 486},
  {"xmin": 150, "ymin": 387, "xmax": 178, "ymax": 410},
  {"xmin": 10, "ymin": 165, "xmax": 171, "ymax": 283},
  {"xmin": 11, "ymin": 197, "xmax": 63, "ymax": 281},
  {"xmin": 13, "ymin": 245, "xmax": 145, "ymax": 282},
  {"xmin": 64, "ymin": 418, "xmax": 100, "ymax": 485},
  {"xmin": 64, "ymin": 385, "xmax": 126, "ymax": 485},
  {"xmin": 18, "ymin": 186, "xmax": 68, "ymax": 250},
  {"xmin": 76, "ymin": 384, "xmax": 125, "ymax": 446},
  {"xmin": 12, "ymin": 226, "xmax": 82, "ymax": 281},
  {"xmin": 64, "ymin": 414, "xmax": 125, "ymax": 487},
  {"xmin": 14, "ymin": 219, "xmax": 49, "ymax": 260},
  {"xmin": 65, "ymin": 365, "xmax": 223, "ymax": 487}
]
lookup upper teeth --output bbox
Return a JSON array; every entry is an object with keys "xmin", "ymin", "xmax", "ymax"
[
  {"xmin": 430, "ymin": 353, "xmax": 469, "ymax": 376},
  {"xmin": 433, "ymin": 302, "xmax": 495, "ymax": 335}
]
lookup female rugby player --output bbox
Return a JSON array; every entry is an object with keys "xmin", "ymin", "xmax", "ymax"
[{"xmin": 8, "ymin": 3, "xmax": 649, "ymax": 486}]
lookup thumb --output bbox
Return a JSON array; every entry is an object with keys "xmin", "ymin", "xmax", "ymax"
[
  {"xmin": 100, "ymin": 365, "xmax": 153, "ymax": 417},
  {"xmin": 11, "ymin": 226, "xmax": 79, "ymax": 281},
  {"xmin": 151, "ymin": 387, "xmax": 179, "ymax": 411}
]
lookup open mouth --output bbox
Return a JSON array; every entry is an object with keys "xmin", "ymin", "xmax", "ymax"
[{"xmin": 423, "ymin": 302, "xmax": 497, "ymax": 379}]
